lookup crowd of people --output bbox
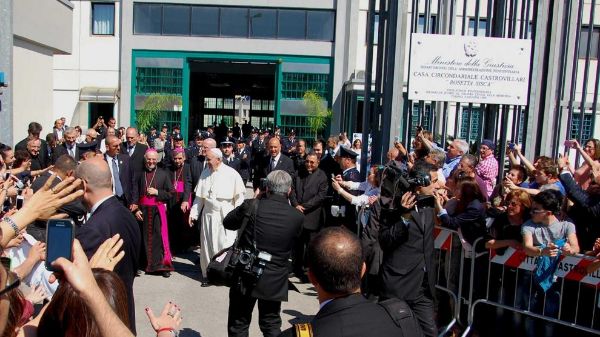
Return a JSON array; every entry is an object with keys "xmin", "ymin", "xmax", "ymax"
[{"xmin": 1, "ymin": 116, "xmax": 600, "ymax": 337}]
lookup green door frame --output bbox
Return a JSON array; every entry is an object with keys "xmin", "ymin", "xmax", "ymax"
[{"xmin": 131, "ymin": 50, "xmax": 331, "ymax": 142}]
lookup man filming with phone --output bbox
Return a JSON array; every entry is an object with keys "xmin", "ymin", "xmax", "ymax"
[{"xmin": 223, "ymin": 170, "xmax": 304, "ymax": 337}]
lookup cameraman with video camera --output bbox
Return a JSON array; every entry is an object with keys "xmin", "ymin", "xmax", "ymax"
[
  {"xmin": 374, "ymin": 161, "xmax": 440, "ymax": 337},
  {"xmin": 223, "ymin": 170, "xmax": 304, "ymax": 337}
]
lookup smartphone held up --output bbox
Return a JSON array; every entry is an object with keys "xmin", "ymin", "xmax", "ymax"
[{"xmin": 45, "ymin": 219, "xmax": 75, "ymax": 271}]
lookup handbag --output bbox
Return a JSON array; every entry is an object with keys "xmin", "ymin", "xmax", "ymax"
[{"xmin": 206, "ymin": 199, "xmax": 259, "ymax": 287}]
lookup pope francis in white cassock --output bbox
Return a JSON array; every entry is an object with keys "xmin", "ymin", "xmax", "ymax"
[{"xmin": 190, "ymin": 148, "xmax": 246, "ymax": 281}]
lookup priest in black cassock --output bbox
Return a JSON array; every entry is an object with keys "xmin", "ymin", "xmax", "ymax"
[
  {"xmin": 131, "ymin": 148, "xmax": 174, "ymax": 277},
  {"xmin": 167, "ymin": 148, "xmax": 196, "ymax": 253}
]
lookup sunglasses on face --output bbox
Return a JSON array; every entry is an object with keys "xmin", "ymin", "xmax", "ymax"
[{"xmin": 0, "ymin": 257, "xmax": 20, "ymax": 298}]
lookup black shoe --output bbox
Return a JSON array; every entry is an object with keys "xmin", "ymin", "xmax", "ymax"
[
  {"xmin": 201, "ymin": 281, "xmax": 211, "ymax": 287},
  {"xmin": 162, "ymin": 271, "xmax": 171, "ymax": 278}
]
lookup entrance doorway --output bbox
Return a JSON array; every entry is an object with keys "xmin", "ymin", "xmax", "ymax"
[
  {"xmin": 188, "ymin": 60, "xmax": 276, "ymax": 139},
  {"xmin": 89, "ymin": 102, "xmax": 114, "ymax": 128}
]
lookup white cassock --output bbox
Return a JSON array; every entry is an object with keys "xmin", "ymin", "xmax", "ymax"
[{"xmin": 190, "ymin": 163, "xmax": 245, "ymax": 278}]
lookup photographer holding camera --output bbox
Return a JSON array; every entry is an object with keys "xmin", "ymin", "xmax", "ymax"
[
  {"xmin": 374, "ymin": 161, "xmax": 440, "ymax": 337},
  {"xmin": 223, "ymin": 170, "xmax": 304, "ymax": 337}
]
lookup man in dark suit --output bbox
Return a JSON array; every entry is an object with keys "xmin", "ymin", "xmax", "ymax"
[
  {"xmin": 29, "ymin": 154, "xmax": 87, "ymax": 241},
  {"xmin": 104, "ymin": 135, "xmax": 134, "ymax": 206},
  {"xmin": 254, "ymin": 138, "xmax": 295, "ymax": 194},
  {"xmin": 251, "ymin": 131, "xmax": 268, "ymax": 189},
  {"xmin": 279, "ymin": 227, "xmax": 423, "ymax": 337},
  {"xmin": 291, "ymin": 140, "xmax": 308, "ymax": 176},
  {"xmin": 289, "ymin": 152, "xmax": 328, "ymax": 282},
  {"xmin": 236, "ymin": 138, "xmax": 252, "ymax": 186},
  {"xmin": 74, "ymin": 157, "xmax": 141, "ymax": 334},
  {"xmin": 224, "ymin": 170, "xmax": 304, "ymax": 337},
  {"xmin": 375, "ymin": 161, "xmax": 440, "ymax": 337},
  {"xmin": 25, "ymin": 138, "xmax": 49, "ymax": 171},
  {"xmin": 120, "ymin": 127, "xmax": 148, "ymax": 174},
  {"xmin": 53, "ymin": 127, "xmax": 80, "ymax": 161},
  {"xmin": 15, "ymin": 122, "xmax": 51, "ymax": 167}
]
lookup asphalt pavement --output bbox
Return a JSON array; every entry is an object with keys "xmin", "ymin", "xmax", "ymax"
[
  {"xmin": 134, "ymin": 186, "xmax": 319, "ymax": 337},
  {"xmin": 133, "ymin": 251, "xmax": 318, "ymax": 337}
]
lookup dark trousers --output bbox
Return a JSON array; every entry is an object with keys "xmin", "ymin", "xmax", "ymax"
[
  {"xmin": 292, "ymin": 228, "xmax": 317, "ymax": 279},
  {"xmin": 382, "ymin": 275, "xmax": 436, "ymax": 337},
  {"xmin": 227, "ymin": 288, "xmax": 282, "ymax": 337}
]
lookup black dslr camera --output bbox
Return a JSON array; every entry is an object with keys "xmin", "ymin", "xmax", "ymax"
[{"xmin": 231, "ymin": 248, "xmax": 272, "ymax": 287}]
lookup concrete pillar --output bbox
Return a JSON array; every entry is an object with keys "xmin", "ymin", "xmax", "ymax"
[{"xmin": 0, "ymin": 0, "xmax": 13, "ymax": 146}]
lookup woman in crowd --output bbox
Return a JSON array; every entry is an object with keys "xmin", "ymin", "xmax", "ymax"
[
  {"xmin": 74, "ymin": 126, "xmax": 85, "ymax": 144},
  {"xmin": 486, "ymin": 190, "xmax": 531, "ymax": 251},
  {"xmin": 37, "ymin": 269, "xmax": 130, "ymax": 337},
  {"xmin": 570, "ymin": 138, "xmax": 600, "ymax": 189},
  {"xmin": 435, "ymin": 176, "xmax": 487, "ymax": 250},
  {"xmin": 352, "ymin": 139, "xmax": 362, "ymax": 164}
]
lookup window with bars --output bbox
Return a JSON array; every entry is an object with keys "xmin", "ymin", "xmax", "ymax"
[
  {"xmin": 280, "ymin": 115, "xmax": 313, "ymax": 144},
  {"xmin": 282, "ymin": 73, "xmax": 330, "ymax": 100},
  {"xmin": 203, "ymin": 115, "xmax": 234, "ymax": 126},
  {"xmin": 579, "ymin": 25, "xmax": 600, "ymax": 59},
  {"xmin": 417, "ymin": 14, "xmax": 437, "ymax": 33},
  {"xmin": 250, "ymin": 116, "xmax": 275, "ymax": 130},
  {"xmin": 570, "ymin": 113, "xmax": 593, "ymax": 141},
  {"xmin": 204, "ymin": 98, "xmax": 217, "ymax": 109},
  {"xmin": 136, "ymin": 67, "xmax": 183, "ymax": 95},
  {"xmin": 468, "ymin": 18, "xmax": 488, "ymax": 36},
  {"xmin": 409, "ymin": 104, "xmax": 432, "ymax": 139},
  {"xmin": 460, "ymin": 107, "xmax": 481, "ymax": 140},
  {"xmin": 252, "ymin": 99, "xmax": 262, "ymax": 110}
]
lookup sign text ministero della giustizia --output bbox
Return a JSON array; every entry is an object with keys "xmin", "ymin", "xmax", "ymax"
[{"xmin": 408, "ymin": 33, "xmax": 532, "ymax": 106}]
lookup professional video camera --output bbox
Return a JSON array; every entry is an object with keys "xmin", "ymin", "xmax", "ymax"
[{"xmin": 379, "ymin": 161, "xmax": 433, "ymax": 211}]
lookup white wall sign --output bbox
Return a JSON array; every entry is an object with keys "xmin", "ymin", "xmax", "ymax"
[{"xmin": 408, "ymin": 33, "xmax": 532, "ymax": 105}]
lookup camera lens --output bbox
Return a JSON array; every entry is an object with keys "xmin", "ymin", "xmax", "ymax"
[{"xmin": 238, "ymin": 252, "xmax": 252, "ymax": 265}]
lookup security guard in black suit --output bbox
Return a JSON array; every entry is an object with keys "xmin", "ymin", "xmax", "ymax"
[
  {"xmin": 236, "ymin": 137, "xmax": 252, "ymax": 185},
  {"xmin": 331, "ymin": 146, "xmax": 361, "ymax": 233},
  {"xmin": 278, "ymin": 227, "xmax": 423, "ymax": 337},
  {"xmin": 224, "ymin": 170, "xmax": 304, "ymax": 337},
  {"xmin": 375, "ymin": 161, "xmax": 439, "ymax": 337},
  {"xmin": 221, "ymin": 140, "xmax": 242, "ymax": 172},
  {"xmin": 251, "ymin": 130, "xmax": 269, "ymax": 189}
]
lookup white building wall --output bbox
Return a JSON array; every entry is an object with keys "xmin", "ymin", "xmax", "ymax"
[
  {"xmin": 54, "ymin": 0, "xmax": 120, "ymax": 128},
  {"xmin": 11, "ymin": 0, "xmax": 73, "ymax": 145},
  {"xmin": 13, "ymin": 39, "xmax": 56, "ymax": 143}
]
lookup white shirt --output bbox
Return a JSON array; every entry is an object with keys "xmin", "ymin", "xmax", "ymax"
[
  {"xmin": 270, "ymin": 153, "xmax": 282, "ymax": 170},
  {"xmin": 88, "ymin": 195, "xmax": 113, "ymax": 218},
  {"xmin": 105, "ymin": 154, "xmax": 119, "ymax": 195}
]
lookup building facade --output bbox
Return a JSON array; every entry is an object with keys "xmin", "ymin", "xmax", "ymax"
[
  {"xmin": 2, "ymin": 0, "xmax": 73, "ymax": 145},
  {"xmin": 117, "ymin": 0, "xmax": 359, "ymax": 142},
  {"xmin": 53, "ymin": 0, "xmax": 121, "ymax": 130}
]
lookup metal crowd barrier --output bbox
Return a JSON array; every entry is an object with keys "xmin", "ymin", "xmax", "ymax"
[
  {"xmin": 460, "ymin": 247, "xmax": 600, "ymax": 337},
  {"xmin": 433, "ymin": 227, "xmax": 489, "ymax": 337}
]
